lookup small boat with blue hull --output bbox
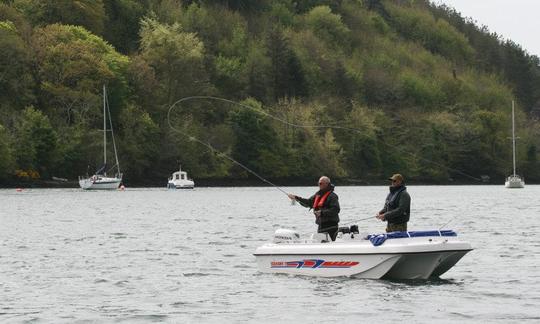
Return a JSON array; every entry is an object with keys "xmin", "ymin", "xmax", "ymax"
[{"xmin": 254, "ymin": 227, "xmax": 472, "ymax": 279}]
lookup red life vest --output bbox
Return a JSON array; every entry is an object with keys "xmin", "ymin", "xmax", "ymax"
[{"xmin": 313, "ymin": 190, "xmax": 332, "ymax": 210}]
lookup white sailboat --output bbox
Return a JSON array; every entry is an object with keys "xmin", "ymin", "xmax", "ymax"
[
  {"xmin": 505, "ymin": 100, "xmax": 525, "ymax": 188},
  {"xmin": 79, "ymin": 85, "xmax": 123, "ymax": 190}
]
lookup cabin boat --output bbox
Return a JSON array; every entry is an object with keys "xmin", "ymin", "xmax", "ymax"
[{"xmin": 167, "ymin": 166, "xmax": 195, "ymax": 189}]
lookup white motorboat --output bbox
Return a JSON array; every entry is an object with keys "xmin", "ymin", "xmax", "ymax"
[
  {"xmin": 505, "ymin": 100, "xmax": 524, "ymax": 188},
  {"xmin": 79, "ymin": 85, "xmax": 122, "ymax": 190},
  {"xmin": 254, "ymin": 227, "xmax": 472, "ymax": 279},
  {"xmin": 167, "ymin": 166, "xmax": 195, "ymax": 189}
]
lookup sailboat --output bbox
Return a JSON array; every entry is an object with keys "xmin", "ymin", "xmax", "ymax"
[
  {"xmin": 505, "ymin": 100, "xmax": 525, "ymax": 188},
  {"xmin": 79, "ymin": 85, "xmax": 123, "ymax": 190}
]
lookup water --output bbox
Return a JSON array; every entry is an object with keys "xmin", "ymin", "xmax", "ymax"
[{"xmin": 1, "ymin": 186, "xmax": 539, "ymax": 323}]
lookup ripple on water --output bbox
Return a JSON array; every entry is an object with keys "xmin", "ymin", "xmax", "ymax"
[{"xmin": 1, "ymin": 186, "xmax": 540, "ymax": 322}]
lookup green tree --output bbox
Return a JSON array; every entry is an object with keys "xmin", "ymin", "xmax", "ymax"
[
  {"xmin": 0, "ymin": 20, "xmax": 35, "ymax": 111},
  {"xmin": 266, "ymin": 27, "xmax": 307, "ymax": 100},
  {"xmin": 31, "ymin": 24, "xmax": 129, "ymax": 125},
  {"xmin": 139, "ymin": 17, "xmax": 208, "ymax": 106},
  {"xmin": 229, "ymin": 100, "xmax": 289, "ymax": 177},
  {"xmin": 13, "ymin": 107, "xmax": 59, "ymax": 178},
  {"xmin": 0, "ymin": 124, "xmax": 15, "ymax": 180},
  {"xmin": 13, "ymin": 0, "xmax": 106, "ymax": 35},
  {"xmin": 119, "ymin": 104, "xmax": 159, "ymax": 179},
  {"xmin": 103, "ymin": 0, "xmax": 146, "ymax": 53},
  {"xmin": 304, "ymin": 5, "xmax": 350, "ymax": 48}
]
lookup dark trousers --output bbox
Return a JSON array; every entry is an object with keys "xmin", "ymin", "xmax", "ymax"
[
  {"xmin": 318, "ymin": 222, "xmax": 339, "ymax": 241},
  {"xmin": 386, "ymin": 223, "xmax": 407, "ymax": 232}
]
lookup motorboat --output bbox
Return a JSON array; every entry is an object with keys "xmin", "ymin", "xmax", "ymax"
[
  {"xmin": 254, "ymin": 226, "xmax": 472, "ymax": 279},
  {"xmin": 167, "ymin": 165, "xmax": 195, "ymax": 189},
  {"xmin": 79, "ymin": 85, "xmax": 122, "ymax": 190},
  {"xmin": 505, "ymin": 100, "xmax": 525, "ymax": 188}
]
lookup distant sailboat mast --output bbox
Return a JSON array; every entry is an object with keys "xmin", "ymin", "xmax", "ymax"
[
  {"xmin": 103, "ymin": 84, "xmax": 107, "ymax": 175},
  {"xmin": 105, "ymin": 86, "xmax": 121, "ymax": 176},
  {"xmin": 511, "ymin": 100, "xmax": 517, "ymax": 177}
]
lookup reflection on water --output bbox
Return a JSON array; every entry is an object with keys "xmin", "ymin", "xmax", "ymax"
[{"xmin": 1, "ymin": 185, "xmax": 540, "ymax": 322}]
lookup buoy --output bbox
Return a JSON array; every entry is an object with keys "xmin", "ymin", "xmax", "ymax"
[
  {"xmin": 119, "ymin": 185, "xmax": 125, "ymax": 191},
  {"xmin": 16, "ymin": 188, "xmax": 23, "ymax": 192}
]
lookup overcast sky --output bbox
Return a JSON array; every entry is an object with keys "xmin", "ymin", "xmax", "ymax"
[{"xmin": 433, "ymin": 0, "xmax": 540, "ymax": 57}]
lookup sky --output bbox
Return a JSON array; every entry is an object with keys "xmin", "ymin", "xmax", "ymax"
[{"xmin": 433, "ymin": 0, "xmax": 540, "ymax": 57}]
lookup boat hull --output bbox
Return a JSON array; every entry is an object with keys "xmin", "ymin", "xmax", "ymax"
[
  {"xmin": 505, "ymin": 177, "xmax": 524, "ymax": 188},
  {"xmin": 79, "ymin": 177, "xmax": 122, "ymax": 190},
  {"xmin": 167, "ymin": 180, "xmax": 195, "ymax": 189},
  {"xmin": 254, "ymin": 235, "xmax": 472, "ymax": 279}
]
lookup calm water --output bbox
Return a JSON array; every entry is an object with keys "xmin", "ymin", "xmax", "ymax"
[{"xmin": 1, "ymin": 186, "xmax": 539, "ymax": 323}]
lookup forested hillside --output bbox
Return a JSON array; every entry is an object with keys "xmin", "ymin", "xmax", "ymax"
[{"xmin": 1, "ymin": 0, "xmax": 539, "ymax": 186}]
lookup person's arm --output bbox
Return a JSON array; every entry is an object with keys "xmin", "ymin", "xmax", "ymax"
[
  {"xmin": 383, "ymin": 192, "xmax": 410, "ymax": 221},
  {"xmin": 294, "ymin": 194, "xmax": 315, "ymax": 208},
  {"xmin": 320, "ymin": 194, "xmax": 340, "ymax": 220}
]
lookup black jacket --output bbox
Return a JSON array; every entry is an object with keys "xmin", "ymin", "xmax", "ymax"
[
  {"xmin": 379, "ymin": 185, "xmax": 410, "ymax": 224},
  {"xmin": 295, "ymin": 185, "xmax": 340, "ymax": 224}
]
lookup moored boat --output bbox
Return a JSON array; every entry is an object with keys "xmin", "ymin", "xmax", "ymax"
[
  {"xmin": 254, "ymin": 227, "xmax": 472, "ymax": 279},
  {"xmin": 79, "ymin": 85, "xmax": 122, "ymax": 190},
  {"xmin": 505, "ymin": 100, "xmax": 525, "ymax": 188},
  {"xmin": 167, "ymin": 165, "xmax": 195, "ymax": 189}
]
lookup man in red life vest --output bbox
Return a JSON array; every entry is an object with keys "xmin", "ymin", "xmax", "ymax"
[{"xmin": 287, "ymin": 176, "xmax": 340, "ymax": 241}]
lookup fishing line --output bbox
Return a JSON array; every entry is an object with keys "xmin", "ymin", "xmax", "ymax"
[
  {"xmin": 167, "ymin": 98, "xmax": 290, "ymax": 196},
  {"xmin": 167, "ymin": 96, "xmax": 482, "ymax": 182},
  {"xmin": 167, "ymin": 96, "xmax": 480, "ymax": 229}
]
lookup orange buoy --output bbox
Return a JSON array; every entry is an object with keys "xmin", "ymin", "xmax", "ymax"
[{"xmin": 16, "ymin": 188, "xmax": 23, "ymax": 192}]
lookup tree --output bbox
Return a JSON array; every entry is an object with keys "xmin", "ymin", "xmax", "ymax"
[
  {"xmin": 304, "ymin": 6, "xmax": 350, "ymax": 48},
  {"xmin": 13, "ymin": 0, "xmax": 106, "ymax": 35},
  {"xmin": 0, "ymin": 124, "xmax": 15, "ymax": 180},
  {"xmin": 139, "ymin": 17, "xmax": 208, "ymax": 106},
  {"xmin": 103, "ymin": 0, "xmax": 146, "ymax": 53},
  {"xmin": 13, "ymin": 107, "xmax": 59, "ymax": 178},
  {"xmin": 31, "ymin": 24, "xmax": 129, "ymax": 125},
  {"xmin": 0, "ymin": 20, "xmax": 35, "ymax": 111},
  {"xmin": 119, "ymin": 104, "xmax": 159, "ymax": 180},
  {"xmin": 266, "ymin": 27, "xmax": 307, "ymax": 100},
  {"xmin": 229, "ymin": 100, "xmax": 289, "ymax": 177}
]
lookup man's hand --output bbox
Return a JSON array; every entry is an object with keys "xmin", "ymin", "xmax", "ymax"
[
  {"xmin": 376, "ymin": 213, "xmax": 385, "ymax": 221},
  {"xmin": 287, "ymin": 193, "xmax": 296, "ymax": 200}
]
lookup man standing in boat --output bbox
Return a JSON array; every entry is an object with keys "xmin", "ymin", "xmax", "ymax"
[
  {"xmin": 287, "ymin": 176, "xmax": 340, "ymax": 241},
  {"xmin": 377, "ymin": 173, "xmax": 411, "ymax": 232}
]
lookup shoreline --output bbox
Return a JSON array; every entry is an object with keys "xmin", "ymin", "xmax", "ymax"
[{"xmin": 1, "ymin": 178, "xmax": 533, "ymax": 189}]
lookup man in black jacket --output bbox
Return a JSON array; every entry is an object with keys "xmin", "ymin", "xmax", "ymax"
[
  {"xmin": 377, "ymin": 173, "xmax": 411, "ymax": 232},
  {"xmin": 287, "ymin": 176, "xmax": 340, "ymax": 241}
]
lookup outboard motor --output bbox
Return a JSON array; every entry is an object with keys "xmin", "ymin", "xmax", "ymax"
[
  {"xmin": 350, "ymin": 225, "xmax": 359, "ymax": 234},
  {"xmin": 273, "ymin": 229, "xmax": 301, "ymax": 243}
]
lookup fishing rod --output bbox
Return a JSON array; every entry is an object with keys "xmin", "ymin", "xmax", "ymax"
[
  {"xmin": 167, "ymin": 99, "xmax": 290, "ymax": 197},
  {"xmin": 167, "ymin": 96, "xmax": 483, "ymax": 227}
]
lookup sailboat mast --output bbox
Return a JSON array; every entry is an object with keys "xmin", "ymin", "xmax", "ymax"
[
  {"xmin": 103, "ymin": 84, "xmax": 107, "ymax": 167},
  {"xmin": 105, "ymin": 89, "xmax": 121, "ymax": 175},
  {"xmin": 512, "ymin": 100, "xmax": 516, "ymax": 176}
]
